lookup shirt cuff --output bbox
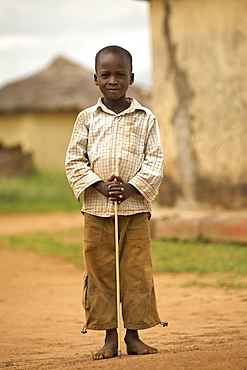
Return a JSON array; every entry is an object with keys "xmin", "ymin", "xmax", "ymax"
[{"xmin": 74, "ymin": 174, "xmax": 102, "ymax": 201}]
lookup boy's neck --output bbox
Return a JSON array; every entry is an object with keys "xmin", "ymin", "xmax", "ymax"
[{"xmin": 102, "ymin": 96, "xmax": 130, "ymax": 114}]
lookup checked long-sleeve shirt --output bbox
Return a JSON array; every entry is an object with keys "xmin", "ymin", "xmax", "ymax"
[{"xmin": 65, "ymin": 97, "xmax": 164, "ymax": 217}]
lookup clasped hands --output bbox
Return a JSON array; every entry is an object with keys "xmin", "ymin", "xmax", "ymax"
[{"xmin": 93, "ymin": 174, "xmax": 137, "ymax": 204}]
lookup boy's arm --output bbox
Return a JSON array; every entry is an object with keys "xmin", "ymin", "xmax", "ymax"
[
  {"xmin": 65, "ymin": 113, "xmax": 102, "ymax": 201},
  {"xmin": 128, "ymin": 118, "xmax": 164, "ymax": 202}
]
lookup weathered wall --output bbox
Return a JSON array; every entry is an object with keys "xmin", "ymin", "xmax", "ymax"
[
  {"xmin": 0, "ymin": 112, "xmax": 76, "ymax": 170},
  {"xmin": 150, "ymin": 0, "xmax": 247, "ymax": 209},
  {"xmin": 0, "ymin": 144, "xmax": 32, "ymax": 176}
]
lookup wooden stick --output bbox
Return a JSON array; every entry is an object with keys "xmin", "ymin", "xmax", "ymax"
[{"xmin": 114, "ymin": 199, "xmax": 122, "ymax": 357}]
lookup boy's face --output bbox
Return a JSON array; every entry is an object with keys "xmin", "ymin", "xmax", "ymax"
[{"xmin": 94, "ymin": 52, "xmax": 134, "ymax": 101}]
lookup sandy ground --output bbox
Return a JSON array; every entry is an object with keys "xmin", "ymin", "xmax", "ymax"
[
  {"xmin": 0, "ymin": 212, "xmax": 84, "ymax": 236},
  {"xmin": 0, "ymin": 213, "xmax": 247, "ymax": 369}
]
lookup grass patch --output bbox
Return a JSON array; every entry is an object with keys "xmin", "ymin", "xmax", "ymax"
[
  {"xmin": 181, "ymin": 279, "xmax": 247, "ymax": 290},
  {"xmin": 0, "ymin": 228, "xmax": 84, "ymax": 268},
  {"xmin": 0, "ymin": 168, "xmax": 80, "ymax": 213},
  {"xmin": 2, "ymin": 362, "xmax": 14, "ymax": 368},
  {"xmin": 151, "ymin": 238, "xmax": 247, "ymax": 274},
  {"xmin": 1, "ymin": 232, "xmax": 247, "ymax": 281}
]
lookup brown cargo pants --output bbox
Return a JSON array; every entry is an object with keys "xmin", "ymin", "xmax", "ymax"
[{"xmin": 82, "ymin": 212, "xmax": 161, "ymax": 331}]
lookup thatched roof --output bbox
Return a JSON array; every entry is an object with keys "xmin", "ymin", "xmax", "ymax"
[{"xmin": 0, "ymin": 57, "xmax": 151, "ymax": 113}]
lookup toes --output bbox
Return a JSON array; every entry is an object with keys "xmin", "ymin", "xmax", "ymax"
[
  {"xmin": 93, "ymin": 354, "xmax": 101, "ymax": 360},
  {"xmin": 93, "ymin": 353, "xmax": 104, "ymax": 360},
  {"xmin": 132, "ymin": 346, "xmax": 158, "ymax": 355},
  {"xmin": 137, "ymin": 348, "xmax": 153, "ymax": 355},
  {"xmin": 92, "ymin": 350, "xmax": 116, "ymax": 360},
  {"xmin": 138, "ymin": 348, "xmax": 150, "ymax": 355}
]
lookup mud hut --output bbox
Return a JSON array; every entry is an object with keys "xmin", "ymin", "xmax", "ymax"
[
  {"xmin": 0, "ymin": 56, "xmax": 150, "ymax": 170},
  {"xmin": 143, "ymin": 0, "xmax": 247, "ymax": 209}
]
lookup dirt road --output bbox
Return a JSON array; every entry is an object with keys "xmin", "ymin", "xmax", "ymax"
[
  {"xmin": 0, "ymin": 246, "xmax": 247, "ymax": 369},
  {"xmin": 0, "ymin": 212, "xmax": 247, "ymax": 369}
]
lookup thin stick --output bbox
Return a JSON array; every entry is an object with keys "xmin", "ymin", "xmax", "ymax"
[{"xmin": 114, "ymin": 200, "xmax": 122, "ymax": 357}]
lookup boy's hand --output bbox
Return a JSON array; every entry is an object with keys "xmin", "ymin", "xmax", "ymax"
[
  {"xmin": 107, "ymin": 174, "xmax": 139, "ymax": 204},
  {"xmin": 92, "ymin": 175, "xmax": 139, "ymax": 204},
  {"xmin": 92, "ymin": 179, "xmax": 116, "ymax": 198}
]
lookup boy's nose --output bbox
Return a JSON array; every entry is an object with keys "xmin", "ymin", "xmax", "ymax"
[{"xmin": 109, "ymin": 75, "xmax": 117, "ymax": 84}]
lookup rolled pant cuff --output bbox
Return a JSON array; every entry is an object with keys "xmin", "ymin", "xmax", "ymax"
[
  {"xmin": 85, "ymin": 319, "xmax": 162, "ymax": 331},
  {"xmin": 124, "ymin": 319, "xmax": 162, "ymax": 330},
  {"xmin": 86, "ymin": 324, "xmax": 117, "ymax": 331}
]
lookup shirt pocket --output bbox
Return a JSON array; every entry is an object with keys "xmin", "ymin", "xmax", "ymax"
[{"xmin": 121, "ymin": 132, "xmax": 143, "ymax": 155}]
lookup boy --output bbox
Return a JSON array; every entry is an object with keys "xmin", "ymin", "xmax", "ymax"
[{"xmin": 65, "ymin": 45, "xmax": 164, "ymax": 360}]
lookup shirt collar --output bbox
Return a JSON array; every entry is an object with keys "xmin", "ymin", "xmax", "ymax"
[{"xmin": 93, "ymin": 97, "xmax": 146, "ymax": 116}]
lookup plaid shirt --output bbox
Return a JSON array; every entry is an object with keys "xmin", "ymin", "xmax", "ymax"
[{"xmin": 65, "ymin": 98, "xmax": 164, "ymax": 217}]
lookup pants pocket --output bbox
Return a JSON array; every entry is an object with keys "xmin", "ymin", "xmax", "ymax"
[
  {"xmin": 82, "ymin": 272, "xmax": 89, "ymax": 310},
  {"xmin": 126, "ymin": 213, "xmax": 151, "ymax": 241},
  {"xmin": 83, "ymin": 213, "xmax": 104, "ymax": 244}
]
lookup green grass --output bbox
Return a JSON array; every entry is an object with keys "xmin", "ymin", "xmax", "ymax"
[
  {"xmin": 0, "ymin": 228, "xmax": 84, "ymax": 268},
  {"xmin": 0, "ymin": 168, "xmax": 80, "ymax": 212},
  {"xmin": 1, "ymin": 231, "xmax": 246, "ymax": 280},
  {"xmin": 181, "ymin": 279, "xmax": 247, "ymax": 290},
  {"xmin": 2, "ymin": 362, "xmax": 14, "ymax": 368},
  {"xmin": 151, "ymin": 238, "xmax": 247, "ymax": 274}
]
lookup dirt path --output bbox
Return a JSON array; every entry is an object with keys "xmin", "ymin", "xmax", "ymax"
[
  {"xmin": 0, "ymin": 212, "xmax": 247, "ymax": 369},
  {"xmin": 0, "ymin": 212, "xmax": 83, "ymax": 236},
  {"xmin": 0, "ymin": 246, "xmax": 247, "ymax": 370}
]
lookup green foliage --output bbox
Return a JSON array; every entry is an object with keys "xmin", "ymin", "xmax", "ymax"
[
  {"xmin": 0, "ymin": 168, "xmax": 80, "ymax": 212},
  {"xmin": 0, "ymin": 228, "xmax": 84, "ymax": 268},
  {"xmin": 151, "ymin": 238, "xmax": 247, "ymax": 274},
  {"xmin": 1, "ymin": 231, "xmax": 246, "ymax": 279}
]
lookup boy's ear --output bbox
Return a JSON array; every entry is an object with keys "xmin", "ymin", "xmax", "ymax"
[
  {"xmin": 130, "ymin": 73, "xmax": 134, "ymax": 85},
  {"xmin": 94, "ymin": 73, "xmax": 99, "ymax": 86}
]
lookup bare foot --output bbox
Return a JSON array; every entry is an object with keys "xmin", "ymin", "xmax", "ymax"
[
  {"xmin": 93, "ymin": 329, "xmax": 118, "ymax": 360},
  {"xmin": 125, "ymin": 329, "xmax": 158, "ymax": 355}
]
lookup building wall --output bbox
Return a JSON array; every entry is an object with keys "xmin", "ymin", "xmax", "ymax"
[
  {"xmin": 150, "ymin": 0, "xmax": 247, "ymax": 209},
  {"xmin": 0, "ymin": 112, "xmax": 77, "ymax": 170}
]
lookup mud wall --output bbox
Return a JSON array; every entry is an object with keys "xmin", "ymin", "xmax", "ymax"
[
  {"xmin": 0, "ymin": 144, "xmax": 32, "ymax": 176},
  {"xmin": 149, "ymin": 0, "xmax": 247, "ymax": 209},
  {"xmin": 0, "ymin": 112, "xmax": 76, "ymax": 170}
]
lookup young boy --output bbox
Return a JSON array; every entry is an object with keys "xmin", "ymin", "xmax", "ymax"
[{"xmin": 65, "ymin": 45, "xmax": 164, "ymax": 360}]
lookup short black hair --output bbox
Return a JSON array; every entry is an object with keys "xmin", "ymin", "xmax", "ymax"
[{"xmin": 95, "ymin": 45, "xmax": 133, "ymax": 72}]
